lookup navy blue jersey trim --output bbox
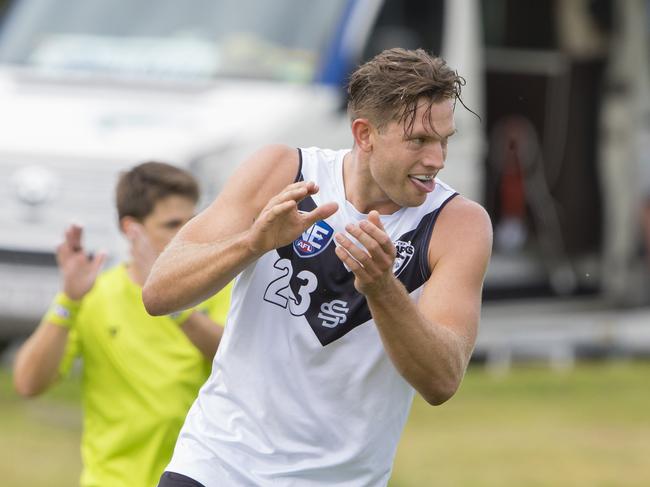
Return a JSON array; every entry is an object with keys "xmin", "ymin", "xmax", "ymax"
[
  {"xmin": 270, "ymin": 189, "xmax": 461, "ymax": 347},
  {"xmin": 295, "ymin": 148, "xmax": 304, "ymax": 183},
  {"xmin": 418, "ymin": 192, "xmax": 459, "ymax": 280}
]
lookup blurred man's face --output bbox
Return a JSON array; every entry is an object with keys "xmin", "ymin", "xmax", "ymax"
[{"xmin": 139, "ymin": 195, "xmax": 196, "ymax": 255}]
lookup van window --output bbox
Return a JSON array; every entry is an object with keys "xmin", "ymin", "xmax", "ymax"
[{"xmin": 0, "ymin": 0, "xmax": 347, "ymax": 82}]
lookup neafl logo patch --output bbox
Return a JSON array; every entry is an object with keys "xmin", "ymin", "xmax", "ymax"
[
  {"xmin": 393, "ymin": 240, "xmax": 415, "ymax": 276},
  {"xmin": 293, "ymin": 220, "xmax": 334, "ymax": 258}
]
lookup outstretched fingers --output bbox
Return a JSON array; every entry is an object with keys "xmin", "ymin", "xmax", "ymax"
[
  {"xmin": 266, "ymin": 200, "xmax": 298, "ymax": 225},
  {"xmin": 66, "ymin": 224, "xmax": 83, "ymax": 252},
  {"xmin": 300, "ymin": 202, "xmax": 338, "ymax": 229},
  {"xmin": 357, "ymin": 219, "xmax": 396, "ymax": 259},
  {"xmin": 333, "ymin": 211, "xmax": 398, "ymax": 291},
  {"xmin": 334, "ymin": 237, "xmax": 371, "ymax": 280},
  {"xmin": 270, "ymin": 181, "xmax": 319, "ymax": 207},
  {"xmin": 264, "ymin": 181, "xmax": 329, "ymax": 222},
  {"xmin": 58, "ymin": 224, "xmax": 84, "ymax": 262},
  {"xmin": 335, "ymin": 233, "xmax": 371, "ymax": 265},
  {"xmin": 342, "ymin": 220, "xmax": 395, "ymax": 267}
]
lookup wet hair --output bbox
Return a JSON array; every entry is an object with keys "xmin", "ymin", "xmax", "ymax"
[
  {"xmin": 347, "ymin": 48, "xmax": 469, "ymax": 135},
  {"xmin": 116, "ymin": 161, "xmax": 199, "ymax": 221}
]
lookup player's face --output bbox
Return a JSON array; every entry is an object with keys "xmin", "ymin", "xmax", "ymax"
[
  {"xmin": 141, "ymin": 195, "xmax": 196, "ymax": 255},
  {"xmin": 369, "ymin": 97, "xmax": 455, "ymax": 209}
]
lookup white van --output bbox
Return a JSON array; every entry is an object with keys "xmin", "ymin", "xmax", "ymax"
[{"xmin": 0, "ymin": 0, "xmax": 484, "ymax": 341}]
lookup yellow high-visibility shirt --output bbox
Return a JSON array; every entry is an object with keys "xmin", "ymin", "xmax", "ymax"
[{"xmin": 59, "ymin": 264, "xmax": 231, "ymax": 487}]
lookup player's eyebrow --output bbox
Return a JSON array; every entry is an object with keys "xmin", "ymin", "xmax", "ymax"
[{"xmin": 408, "ymin": 128, "xmax": 457, "ymax": 140}]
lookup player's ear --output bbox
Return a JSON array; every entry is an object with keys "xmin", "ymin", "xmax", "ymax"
[
  {"xmin": 351, "ymin": 118, "xmax": 373, "ymax": 152},
  {"xmin": 120, "ymin": 216, "xmax": 137, "ymax": 236}
]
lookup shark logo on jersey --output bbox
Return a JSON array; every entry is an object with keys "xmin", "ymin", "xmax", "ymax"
[
  {"xmin": 393, "ymin": 240, "xmax": 415, "ymax": 277},
  {"xmin": 293, "ymin": 219, "xmax": 334, "ymax": 258}
]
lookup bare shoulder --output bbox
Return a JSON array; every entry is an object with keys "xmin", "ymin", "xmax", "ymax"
[
  {"xmin": 224, "ymin": 144, "xmax": 300, "ymax": 196},
  {"xmin": 437, "ymin": 196, "xmax": 492, "ymax": 238},
  {"xmin": 180, "ymin": 144, "xmax": 300, "ymax": 242},
  {"xmin": 209, "ymin": 144, "xmax": 299, "ymax": 209},
  {"xmin": 429, "ymin": 196, "xmax": 493, "ymax": 268},
  {"xmin": 248, "ymin": 143, "xmax": 300, "ymax": 173}
]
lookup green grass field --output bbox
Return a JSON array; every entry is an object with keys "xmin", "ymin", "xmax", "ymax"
[{"xmin": 2, "ymin": 361, "xmax": 649, "ymax": 486}]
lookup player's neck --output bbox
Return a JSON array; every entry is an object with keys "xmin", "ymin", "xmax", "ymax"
[
  {"xmin": 343, "ymin": 150, "xmax": 401, "ymax": 215},
  {"xmin": 125, "ymin": 262, "xmax": 146, "ymax": 287}
]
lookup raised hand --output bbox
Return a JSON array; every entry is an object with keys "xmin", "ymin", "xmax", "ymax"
[
  {"xmin": 125, "ymin": 222, "xmax": 157, "ymax": 284},
  {"xmin": 334, "ymin": 210, "xmax": 397, "ymax": 296},
  {"xmin": 56, "ymin": 224, "xmax": 106, "ymax": 300},
  {"xmin": 249, "ymin": 181, "xmax": 338, "ymax": 254}
]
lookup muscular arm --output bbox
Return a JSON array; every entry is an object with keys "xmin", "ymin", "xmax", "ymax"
[
  {"xmin": 144, "ymin": 232, "xmax": 257, "ymax": 315},
  {"xmin": 143, "ymin": 145, "xmax": 338, "ymax": 315},
  {"xmin": 335, "ymin": 198, "xmax": 492, "ymax": 405}
]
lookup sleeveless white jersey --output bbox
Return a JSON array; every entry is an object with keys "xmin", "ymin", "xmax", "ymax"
[{"xmin": 167, "ymin": 147, "xmax": 458, "ymax": 486}]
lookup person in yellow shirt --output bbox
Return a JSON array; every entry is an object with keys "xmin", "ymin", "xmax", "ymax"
[{"xmin": 13, "ymin": 161, "xmax": 231, "ymax": 487}]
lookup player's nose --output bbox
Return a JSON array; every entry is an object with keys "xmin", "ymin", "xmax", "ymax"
[{"xmin": 421, "ymin": 142, "xmax": 445, "ymax": 169}]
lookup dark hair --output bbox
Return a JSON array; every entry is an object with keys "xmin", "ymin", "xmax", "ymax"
[
  {"xmin": 347, "ymin": 48, "xmax": 468, "ymax": 135},
  {"xmin": 116, "ymin": 161, "xmax": 199, "ymax": 221}
]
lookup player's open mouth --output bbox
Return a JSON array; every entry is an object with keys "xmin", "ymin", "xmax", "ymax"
[{"xmin": 408, "ymin": 174, "xmax": 435, "ymax": 193}]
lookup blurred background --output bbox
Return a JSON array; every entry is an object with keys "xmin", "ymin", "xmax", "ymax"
[{"xmin": 0, "ymin": 0, "xmax": 649, "ymax": 485}]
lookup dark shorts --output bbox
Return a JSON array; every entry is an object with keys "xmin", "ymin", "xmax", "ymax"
[{"xmin": 158, "ymin": 471, "xmax": 206, "ymax": 487}]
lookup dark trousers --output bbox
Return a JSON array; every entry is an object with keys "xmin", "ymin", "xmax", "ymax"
[{"xmin": 158, "ymin": 471, "xmax": 206, "ymax": 487}]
